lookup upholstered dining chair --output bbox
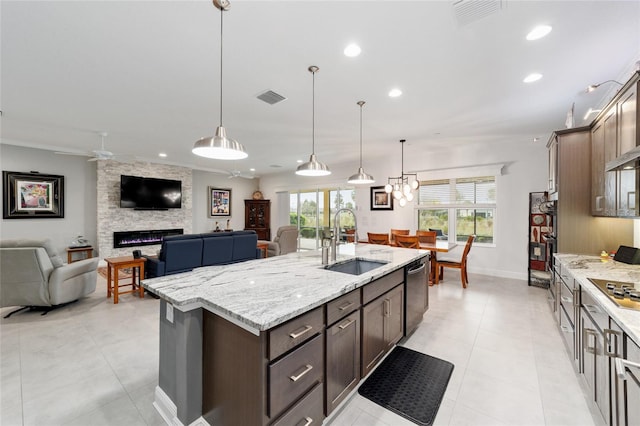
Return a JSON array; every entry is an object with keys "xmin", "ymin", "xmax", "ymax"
[
  {"xmin": 435, "ymin": 235, "xmax": 475, "ymax": 288},
  {"xmin": 389, "ymin": 229, "xmax": 410, "ymax": 246},
  {"xmin": 416, "ymin": 230, "xmax": 437, "ymax": 245},
  {"xmin": 367, "ymin": 232, "xmax": 390, "ymax": 245},
  {"xmin": 394, "ymin": 235, "xmax": 420, "ymax": 249}
]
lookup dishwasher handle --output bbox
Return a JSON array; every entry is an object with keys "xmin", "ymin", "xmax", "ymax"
[{"xmin": 407, "ymin": 263, "xmax": 426, "ymax": 275}]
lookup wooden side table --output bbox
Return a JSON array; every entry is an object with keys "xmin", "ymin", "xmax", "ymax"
[
  {"xmin": 104, "ymin": 256, "xmax": 146, "ymax": 304},
  {"xmin": 66, "ymin": 246, "xmax": 94, "ymax": 264},
  {"xmin": 257, "ymin": 242, "xmax": 269, "ymax": 258}
]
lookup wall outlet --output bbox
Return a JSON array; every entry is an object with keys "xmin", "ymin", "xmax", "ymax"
[{"xmin": 166, "ymin": 303, "xmax": 174, "ymax": 323}]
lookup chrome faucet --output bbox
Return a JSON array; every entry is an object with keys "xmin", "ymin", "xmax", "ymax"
[{"xmin": 332, "ymin": 208, "xmax": 358, "ymax": 262}]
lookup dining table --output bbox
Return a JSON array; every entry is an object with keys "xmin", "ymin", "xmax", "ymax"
[{"xmin": 419, "ymin": 240, "xmax": 457, "ymax": 285}]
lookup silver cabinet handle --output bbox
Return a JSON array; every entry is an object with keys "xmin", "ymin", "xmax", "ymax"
[
  {"xmin": 289, "ymin": 364, "xmax": 313, "ymax": 382},
  {"xmin": 583, "ymin": 328, "xmax": 596, "ymax": 354},
  {"xmin": 615, "ymin": 357, "xmax": 640, "ymax": 380},
  {"xmin": 338, "ymin": 301, "xmax": 354, "ymax": 311},
  {"xmin": 560, "ymin": 326, "xmax": 572, "ymax": 334},
  {"xmin": 301, "ymin": 417, "xmax": 313, "ymax": 426},
  {"xmin": 338, "ymin": 318, "xmax": 356, "ymax": 330},
  {"xmin": 604, "ymin": 328, "xmax": 621, "ymax": 357},
  {"xmin": 289, "ymin": 325, "xmax": 313, "ymax": 339},
  {"xmin": 383, "ymin": 299, "xmax": 390, "ymax": 317},
  {"xmin": 561, "ymin": 296, "xmax": 572, "ymax": 304}
]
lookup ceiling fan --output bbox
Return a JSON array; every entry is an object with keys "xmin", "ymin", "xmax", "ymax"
[
  {"xmin": 54, "ymin": 132, "xmax": 133, "ymax": 162},
  {"xmin": 210, "ymin": 169, "xmax": 256, "ymax": 179}
]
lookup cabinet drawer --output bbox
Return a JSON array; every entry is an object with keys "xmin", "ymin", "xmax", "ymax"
[
  {"xmin": 271, "ymin": 382, "xmax": 324, "ymax": 426},
  {"xmin": 559, "ymin": 278, "xmax": 575, "ymax": 313},
  {"xmin": 269, "ymin": 333, "xmax": 323, "ymax": 418},
  {"xmin": 362, "ymin": 269, "xmax": 403, "ymax": 305},
  {"xmin": 581, "ymin": 289, "xmax": 608, "ymax": 330},
  {"xmin": 326, "ymin": 289, "xmax": 361, "ymax": 326},
  {"xmin": 269, "ymin": 306, "xmax": 324, "ymax": 360}
]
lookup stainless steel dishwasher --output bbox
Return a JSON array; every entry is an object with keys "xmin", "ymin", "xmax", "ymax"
[{"xmin": 405, "ymin": 256, "xmax": 429, "ymax": 335}]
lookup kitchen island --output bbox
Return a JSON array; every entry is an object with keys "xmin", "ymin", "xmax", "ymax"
[{"xmin": 142, "ymin": 243, "xmax": 428, "ymax": 426}]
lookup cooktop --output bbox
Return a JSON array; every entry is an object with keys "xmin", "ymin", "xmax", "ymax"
[{"xmin": 588, "ymin": 278, "xmax": 640, "ymax": 311}]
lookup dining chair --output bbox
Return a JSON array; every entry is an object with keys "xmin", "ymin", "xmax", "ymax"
[
  {"xmin": 416, "ymin": 230, "xmax": 437, "ymax": 244},
  {"xmin": 389, "ymin": 229, "xmax": 410, "ymax": 246},
  {"xmin": 344, "ymin": 228, "xmax": 356, "ymax": 243},
  {"xmin": 435, "ymin": 235, "xmax": 475, "ymax": 288},
  {"xmin": 394, "ymin": 234, "xmax": 420, "ymax": 249},
  {"xmin": 367, "ymin": 232, "xmax": 390, "ymax": 245}
]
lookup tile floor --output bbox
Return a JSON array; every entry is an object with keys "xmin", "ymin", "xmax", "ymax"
[{"xmin": 0, "ymin": 273, "xmax": 603, "ymax": 426}]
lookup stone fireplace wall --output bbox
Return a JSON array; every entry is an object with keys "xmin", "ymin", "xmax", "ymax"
[{"xmin": 97, "ymin": 161, "xmax": 192, "ymax": 259}]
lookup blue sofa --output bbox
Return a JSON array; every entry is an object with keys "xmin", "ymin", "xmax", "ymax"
[{"xmin": 144, "ymin": 231, "xmax": 261, "ymax": 278}]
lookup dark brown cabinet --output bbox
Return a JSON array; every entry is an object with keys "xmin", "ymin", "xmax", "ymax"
[
  {"xmin": 325, "ymin": 310, "xmax": 360, "ymax": 414},
  {"xmin": 362, "ymin": 284, "xmax": 404, "ymax": 376},
  {"xmin": 591, "ymin": 72, "xmax": 639, "ymax": 218},
  {"xmin": 244, "ymin": 199, "xmax": 270, "ymax": 240}
]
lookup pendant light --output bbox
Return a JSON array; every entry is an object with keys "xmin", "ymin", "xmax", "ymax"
[
  {"xmin": 347, "ymin": 101, "xmax": 375, "ymax": 184},
  {"xmin": 384, "ymin": 139, "xmax": 419, "ymax": 207},
  {"xmin": 296, "ymin": 66, "xmax": 331, "ymax": 176},
  {"xmin": 192, "ymin": 0, "xmax": 248, "ymax": 160}
]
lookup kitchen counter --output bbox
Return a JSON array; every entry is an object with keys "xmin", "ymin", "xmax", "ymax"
[
  {"xmin": 142, "ymin": 243, "xmax": 427, "ymax": 335},
  {"xmin": 555, "ymin": 253, "xmax": 640, "ymax": 343}
]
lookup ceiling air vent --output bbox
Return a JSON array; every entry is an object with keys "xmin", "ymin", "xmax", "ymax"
[
  {"xmin": 256, "ymin": 90, "xmax": 287, "ymax": 105},
  {"xmin": 452, "ymin": 0, "xmax": 504, "ymax": 26}
]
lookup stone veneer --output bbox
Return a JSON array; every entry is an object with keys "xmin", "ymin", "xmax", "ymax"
[{"xmin": 97, "ymin": 161, "xmax": 192, "ymax": 259}]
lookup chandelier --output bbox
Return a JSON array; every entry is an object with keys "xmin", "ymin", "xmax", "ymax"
[{"xmin": 384, "ymin": 139, "xmax": 419, "ymax": 207}]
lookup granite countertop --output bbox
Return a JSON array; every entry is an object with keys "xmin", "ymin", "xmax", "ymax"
[
  {"xmin": 142, "ymin": 243, "xmax": 427, "ymax": 335},
  {"xmin": 554, "ymin": 253, "xmax": 640, "ymax": 344}
]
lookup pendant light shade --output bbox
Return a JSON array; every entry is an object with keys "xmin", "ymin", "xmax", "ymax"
[
  {"xmin": 193, "ymin": 0, "xmax": 248, "ymax": 160},
  {"xmin": 348, "ymin": 101, "xmax": 375, "ymax": 184},
  {"xmin": 296, "ymin": 66, "xmax": 331, "ymax": 177}
]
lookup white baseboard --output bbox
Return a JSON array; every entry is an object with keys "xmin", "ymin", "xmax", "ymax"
[{"xmin": 153, "ymin": 386, "xmax": 210, "ymax": 426}]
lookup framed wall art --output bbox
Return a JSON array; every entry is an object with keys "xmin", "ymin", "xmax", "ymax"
[
  {"xmin": 370, "ymin": 186, "xmax": 393, "ymax": 211},
  {"xmin": 208, "ymin": 187, "xmax": 231, "ymax": 217},
  {"xmin": 2, "ymin": 171, "xmax": 65, "ymax": 219}
]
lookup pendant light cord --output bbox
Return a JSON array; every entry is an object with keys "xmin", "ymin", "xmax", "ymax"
[
  {"xmin": 219, "ymin": 7, "xmax": 224, "ymax": 127},
  {"xmin": 311, "ymin": 69, "xmax": 315, "ymax": 155},
  {"xmin": 359, "ymin": 103, "xmax": 363, "ymax": 167}
]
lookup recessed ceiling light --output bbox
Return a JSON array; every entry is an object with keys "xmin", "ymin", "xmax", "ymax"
[
  {"xmin": 526, "ymin": 25, "xmax": 552, "ymax": 41},
  {"xmin": 158, "ymin": 152, "xmax": 167, "ymax": 158},
  {"xmin": 388, "ymin": 88, "xmax": 402, "ymax": 97},
  {"xmin": 344, "ymin": 43, "xmax": 361, "ymax": 57},
  {"xmin": 523, "ymin": 73, "xmax": 542, "ymax": 83},
  {"xmin": 533, "ymin": 137, "xmax": 540, "ymax": 143},
  {"xmin": 296, "ymin": 159, "xmax": 303, "ymax": 163},
  {"xmin": 249, "ymin": 168, "xmax": 256, "ymax": 172}
]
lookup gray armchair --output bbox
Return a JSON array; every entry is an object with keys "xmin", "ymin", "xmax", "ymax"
[
  {"xmin": 259, "ymin": 225, "xmax": 298, "ymax": 257},
  {"xmin": 0, "ymin": 239, "xmax": 99, "ymax": 315}
]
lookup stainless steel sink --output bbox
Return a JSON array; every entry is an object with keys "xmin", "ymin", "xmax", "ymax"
[{"xmin": 323, "ymin": 258, "xmax": 388, "ymax": 275}]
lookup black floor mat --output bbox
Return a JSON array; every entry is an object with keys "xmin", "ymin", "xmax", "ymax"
[{"xmin": 358, "ymin": 346, "xmax": 454, "ymax": 426}]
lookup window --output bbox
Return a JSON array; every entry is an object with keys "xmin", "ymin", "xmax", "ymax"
[
  {"xmin": 290, "ymin": 187, "xmax": 356, "ymax": 250},
  {"xmin": 418, "ymin": 176, "xmax": 495, "ymax": 244}
]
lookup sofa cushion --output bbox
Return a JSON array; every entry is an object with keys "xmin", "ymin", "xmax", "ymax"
[
  {"xmin": 159, "ymin": 234, "xmax": 200, "ymax": 261},
  {"xmin": 202, "ymin": 235, "xmax": 234, "ymax": 266},
  {"xmin": 163, "ymin": 238, "xmax": 204, "ymax": 274},
  {"xmin": 231, "ymin": 231, "xmax": 258, "ymax": 262},
  {"xmin": 0, "ymin": 238, "xmax": 63, "ymax": 267}
]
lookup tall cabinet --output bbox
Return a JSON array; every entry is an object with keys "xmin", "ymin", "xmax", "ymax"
[
  {"xmin": 244, "ymin": 199, "xmax": 271, "ymax": 240},
  {"xmin": 546, "ymin": 127, "xmax": 632, "ymax": 255}
]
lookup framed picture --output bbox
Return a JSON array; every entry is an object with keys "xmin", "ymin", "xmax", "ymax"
[
  {"xmin": 2, "ymin": 171, "xmax": 64, "ymax": 219},
  {"xmin": 370, "ymin": 186, "xmax": 393, "ymax": 210},
  {"xmin": 208, "ymin": 187, "xmax": 231, "ymax": 217}
]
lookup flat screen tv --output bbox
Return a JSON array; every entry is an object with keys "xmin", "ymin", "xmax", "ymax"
[{"xmin": 120, "ymin": 175, "xmax": 182, "ymax": 210}]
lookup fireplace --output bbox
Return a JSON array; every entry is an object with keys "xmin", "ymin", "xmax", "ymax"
[{"xmin": 113, "ymin": 229, "xmax": 183, "ymax": 248}]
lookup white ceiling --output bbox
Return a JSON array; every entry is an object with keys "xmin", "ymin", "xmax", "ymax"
[{"xmin": 2, "ymin": 1, "xmax": 639, "ymax": 177}]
